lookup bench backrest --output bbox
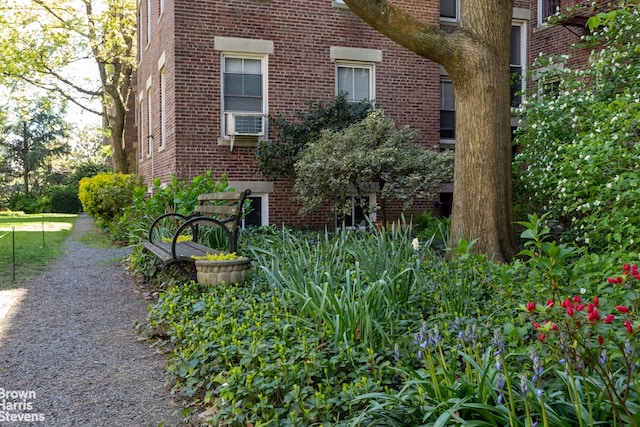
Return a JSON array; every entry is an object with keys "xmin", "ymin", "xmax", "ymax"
[{"xmin": 194, "ymin": 189, "xmax": 251, "ymax": 232}]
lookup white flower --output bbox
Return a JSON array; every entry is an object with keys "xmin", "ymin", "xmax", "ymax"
[
  {"xmin": 412, "ymin": 238, "xmax": 419, "ymax": 251},
  {"xmin": 580, "ymin": 288, "xmax": 586, "ymax": 294}
]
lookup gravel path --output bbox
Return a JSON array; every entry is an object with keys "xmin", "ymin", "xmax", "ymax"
[{"xmin": 0, "ymin": 214, "xmax": 182, "ymax": 426}]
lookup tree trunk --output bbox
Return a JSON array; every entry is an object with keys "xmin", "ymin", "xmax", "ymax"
[
  {"xmin": 22, "ymin": 122, "xmax": 29, "ymax": 194},
  {"xmin": 343, "ymin": 0, "xmax": 516, "ymax": 261},
  {"xmin": 447, "ymin": 2, "xmax": 516, "ymax": 261}
]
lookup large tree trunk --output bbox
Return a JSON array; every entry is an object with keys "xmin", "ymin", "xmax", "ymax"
[
  {"xmin": 447, "ymin": 2, "xmax": 516, "ymax": 261},
  {"xmin": 343, "ymin": 0, "xmax": 516, "ymax": 261}
]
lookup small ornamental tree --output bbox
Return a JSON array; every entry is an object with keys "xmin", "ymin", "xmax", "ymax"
[
  {"xmin": 256, "ymin": 94, "xmax": 373, "ymax": 180},
  {"xmin": 513, "ymin": 6, "xmax": 640, "ymax": 255},
  {"xmin": 294, "ymin": 110, "xmax": 453, "ymax": 225}
]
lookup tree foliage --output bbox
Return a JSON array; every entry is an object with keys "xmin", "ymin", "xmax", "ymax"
[
  {"xmin": 294, "ymin": 110, "xmax": 453, "ymax": 224},
  {"xmin": 514, "ymin": 4, "xmax": 640, "ymax": 255},
  {"xmin": 0, "ymin": 96, "xmax": 69, "ymax": 194},
  {"xmin": 0, "ymin": 0, "xmax": 136, "ymax": 173},
  {"xmin": 256, "ymin": 94, "xmax": 373, "ymax": 180}
]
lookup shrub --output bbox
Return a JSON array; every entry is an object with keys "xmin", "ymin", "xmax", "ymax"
[
  {"xmin": 513, "ymin": 6, "xmax": 640, "ymax": 255},
  {"xmin": 113, "ymin": 171, "xmax": 231, "ymax": 245},
  {"xmin": 48, "ymin": 185, "xmax": 80, "ymax": 213},
  {"xmin": 78, "ymin": 172, "xmax": 140, "ymax": 226}
]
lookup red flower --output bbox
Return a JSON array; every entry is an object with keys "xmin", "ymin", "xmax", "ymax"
[
  {"xmin": 526, "ymin": 301, "xmax": 536, "ymax": 312},
  {"xmin": 632, "ymin": 264, "xmax": 639, "ymax": 275},
  {"xmin": 537, "ymin": 332, "xmax": 546, "ymax": 342},
  {"xmin": 567, "ymin": 304, "xmax": 575, "ymax": 317},
  {"xmin": 551, "ymin": 323, "xmax": 558, "ymax": 331},
  {"xmin": 623, "ymin": 264, "xmax": 630, "ymax": 274},
  {"xmin": 604, "ymin": 314, "xmax": 615, "ymax": 323},
  {"xmin": 588, "ymin": 309, "xmax": 600, "ymax": 322},
  {"xmin": 616, "ymin": 306, "xmax": 631, "ymax": 314},
  {"xmin": 593, "ymin": 296, "xmax": 599, "ymax": 306},
  {"xmin": 546, "ymin": 299, "xmax": 555, "ymax": 308},
  {"xmin": 576, "ymin": 304, "xmax": 585, "ymax": 311},
  {"xmin": 573, "ymin": 295, "xmax": 582, "ymax": 303},
  {"xmin": 533, "ymin": 321, "xmax": 541, "ymax": 329},
  {"xmin": 625, "ymin": 319, "xmax": 633, "ymax": 334},
  {"xmin": 598, "ymin": 334, "xmax": 604, "ymax": 345},
  {"xmin": 608, "ymin": 277, "xmax": 623, "ymax": 284},
  {"xmin": 587, "ymin": 303, "xmax": 594, "ymax": 313}
]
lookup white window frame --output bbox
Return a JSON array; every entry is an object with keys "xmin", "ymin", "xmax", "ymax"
[
  {"xmin": 440, "ymin": 0, "xmax": 460, "ymax": 22},
  {"xmin": 440, "ymin": 78, "xmax": 455, "ymax": 144},
  {"xmin": 241, "ymin": 193, "xmax": 269, "ymax": 227},
  {"xmin": 146, "ymin": 0, "xmax": 151, "ymax": 46},
  {"xmin": 146, "ymin": 87, "xmax": 152, "ymax": 156},
  {"xmin": 538, "ymin": 0, "xmax": 560, "ymax": 25},
  {"xmin": 220, "ymin": 54, "xmax": 268, "ymax": 139},
  {"xmin": 340, "ymin": 194, "xmax": 377, "ymax": 230},
  {"xmin": 159, "ymin": 66, "xmax": 166, "ymax": 148},
  {"xmin": 335, "ymin": 61, "xmax": 375, "ymax": 103},
  {"xmin": 138, "ymin": 91, "xmax": 144, "ymax": 163},
  {"xmin": 510, "ymin": 21, "xmax": 527, "ymax": 109}
]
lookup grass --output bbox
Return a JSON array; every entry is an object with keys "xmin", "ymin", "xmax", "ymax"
[{"xmin": 0, "ymin": 212, "xmax": 77, "ymax": 287}]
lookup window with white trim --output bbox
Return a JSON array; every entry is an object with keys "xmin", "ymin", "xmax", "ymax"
[
  {"xmin": 440, "ymin": 0, "xmax": 459, "ymax": 21},
  {"xmin": 336, "ymin": 62, "xmax": 374, "ymax": 102},
  {"xmin": 146, "ymin": 85, "xmax": 152, "ymax": 156},
  {"xmin": 510, "ymin": 23, "xmax": 526, "ymax": 108},
  {"xmin": 222, "ymin": 55, "xmax": 267, "ymax": 138},
  {"xmin": 539, "ymin": 0, "xmax": 560, "ymax": 24},
  {"xmin": 242, "ymin": 194, "xmax": 269, "ymax": 227},
  {"xmin": 159, "ymin": 65, "xmax": 166, "ymax": 147},
  {"xmin": 340, "ymin": 194, "xmax": 377, "ymax": 229},
  {"xmin": 146, "ymin": 0, "xmax": 151, "ymax": 45},
  {"xmin": 440, "ymin": 79, "xmax": 455, "ymax": 141},
  {"xmin": 138, "ymin": 94, "xmax": 144, "ymax": 162}
]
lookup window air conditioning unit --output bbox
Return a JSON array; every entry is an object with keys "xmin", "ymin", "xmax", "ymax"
[{"xmin": 226, "ymin": 112, "xmax": 264, "ymax": 151}]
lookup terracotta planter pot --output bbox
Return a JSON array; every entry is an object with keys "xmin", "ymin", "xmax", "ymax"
[{"xmin": 195, "ymin": 257, "xmax": 251, "ymax": 285}]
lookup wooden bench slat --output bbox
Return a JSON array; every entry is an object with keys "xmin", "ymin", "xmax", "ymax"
[
  {"xmin": 194, "ymin": 205, "xmax": 241, "ymax": 216},
  {"xmin": 198, "ymin": 192, "xmax": 245, "ymax": 201}
]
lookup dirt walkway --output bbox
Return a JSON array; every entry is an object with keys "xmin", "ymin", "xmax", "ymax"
[{"xmin": 0, "ymin": 214, "xmax": 182, "ymax": 426}]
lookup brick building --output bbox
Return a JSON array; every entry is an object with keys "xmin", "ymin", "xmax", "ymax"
[{"xmin": 134, "ymin": 0, "xmax": 607, "ymax": 228}]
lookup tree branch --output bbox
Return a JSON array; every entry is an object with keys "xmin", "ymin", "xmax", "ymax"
[{"xmin": 342, "ymin": 0, "xmax": 461, "ymax": 69}]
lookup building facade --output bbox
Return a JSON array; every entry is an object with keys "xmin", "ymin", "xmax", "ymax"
[{"xmin": 134, "ymin": 0, "xmax": 602, "ymax": 228}]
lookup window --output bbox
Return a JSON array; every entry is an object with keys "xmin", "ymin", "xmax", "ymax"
[
  {"xmin": 336, "ymin": 63, "xmax": 374, "ymax": 102},
  {"xmin": 242, "ymin": 195, "xmax": 269, "ymax": 227},
  {"xmin": 222, "ymin": 56, "xmax": 266, "ymax": 137},
  {"xmin": 138, "ymin": 94, "xmax": 144, "ymax": 162},
  {"xmin": 341, "ymin": 195, "xmax": 376, "ymax": 229},
  {"xmin": 440, "ymin": 80, "xmax": 455, "ymax": 141},
  {"xmin": 510, "ymin": 23, "xmax": 526, "ymax": 108},
  {"xmin": 159, "ymin": 65, "xmax": 166, "ymax": 147},
  {"xmin": 146, "ymin": 0, "xmax": 151, "ymax": 44},
  {"xmin": 540, "ymin": 0, "xmax": 560, "ymax": 23},
  {"xmin": 440, "ymin": 0, "xmax": 459, "ymax": 21},
  {"xmin": 146, "ymin": 85, "xmax": 152, "ymax": 156}
]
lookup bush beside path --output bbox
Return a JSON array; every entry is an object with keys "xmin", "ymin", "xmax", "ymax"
[{"xmin": 0, "ymin": 214, "xmax": 181, "ymax": 426}]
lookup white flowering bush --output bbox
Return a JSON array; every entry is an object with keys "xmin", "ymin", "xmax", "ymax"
[{"xmin": 514, "ymin": 7, "xmax": 640, "ymax": 255}]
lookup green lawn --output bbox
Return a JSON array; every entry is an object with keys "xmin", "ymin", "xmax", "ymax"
[{"xmin": 0, "ymin": 213, "xmax": 77, "ymax": 287}]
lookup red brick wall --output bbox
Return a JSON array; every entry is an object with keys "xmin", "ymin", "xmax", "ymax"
[
  {"xmin": 137, "ymin": 0, "xmax": 443, "ymax": 226},
  {"xmin": 136, "ymin": 1, "xmax": 593, "ymax": 228}
]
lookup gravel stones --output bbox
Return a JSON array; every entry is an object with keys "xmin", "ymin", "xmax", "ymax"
[{"xmin": 0, "ymin": 214, "xmax": 181, "ymax": 426}]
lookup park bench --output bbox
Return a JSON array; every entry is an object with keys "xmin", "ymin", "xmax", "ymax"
[{"xmin": 142, "ymin": 189, "xmax": 251, "ymax": 279}]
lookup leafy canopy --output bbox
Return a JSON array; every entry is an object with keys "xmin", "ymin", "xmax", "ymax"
[
  {"xmin": 256, "ymin": 94, "xmax": 373, "ymax": 180},
  {"xmin": 294, "ymin": 110, "xmax": 453, "ymax": 218},
  {"xmin": 513, "ymin": 3, "xmax": 640, "ymax": 256}
]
